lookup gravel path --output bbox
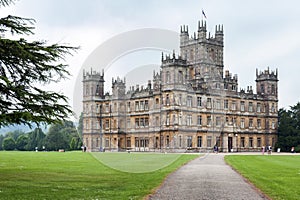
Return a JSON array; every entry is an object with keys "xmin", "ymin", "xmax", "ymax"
[{"xmin": 148, "ymin": 153, "xmax": 268, "ymax": 200}]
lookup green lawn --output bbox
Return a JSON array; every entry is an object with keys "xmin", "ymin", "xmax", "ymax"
[
  {"xmin": 0, "ymin": 151, "xmax": 197, "ymax": 200},
  {"xmin": 225, "ymin": 155, "xmax": 300, "ymax": 200}
]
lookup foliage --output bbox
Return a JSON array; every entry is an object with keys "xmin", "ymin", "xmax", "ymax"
[
  {"xmin": 2, "ymin": 137, "xmax": 15, "ymax": 150},
  {"xmin": 44, "ymin": 120, "xmax": 79, "ymax": 151},
  {"xmin": 0, "ymin": 0, "xmax": 78, "ymax": 128},
  {"xmin": 26, "ymin": 128, "xmax": 45, "ymax": 150},
  {"xmin": 0, "ymin": 135, "xmax": 4, "ymax": 150},
  {"xmin": 277, "ymin": 102, "xmax": 300, "ymax": 152},
  {"xmin": 0, "ymin": 151, "xmax": 197, "ymax": 199},
  {"xmin": 15, "ymin": 134, "xmax": 28, "ymax": 151},
  {"xmin": 225, "ymin": 155, "xmax": 300, "ymax": 200},
  {"xmin": 4, "ymin": 129, "xmax": 24, "ymax": 140},
  {"xmin": 77, "ymin": 112, "xmax": 83, "ymax": 137}
]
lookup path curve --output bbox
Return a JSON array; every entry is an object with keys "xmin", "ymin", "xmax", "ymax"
[{"xmin": 148, "ymin": 153, "xmax": 268, "ymax": 200}]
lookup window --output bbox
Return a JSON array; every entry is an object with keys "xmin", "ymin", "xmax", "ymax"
[
  {"xmin": 207, "ymin": 136, "xmax": 212, "ymax": 147},
  {"xmin": 127, "ymin": 102, "xmax": 131, "ymax": 112},
  {"xmin": 249, "ymin": 137, "xmax": 253, "ymax": 147},
  {"xmin": 126, "ymin": 137, "xmax": 131, "ymax": 148},
  {"xmin": 260, "ymin": 84, "xmax": 264, "ymax": 93},
  {"xmin": 197, "ymin": 136, "xmax": 202, "ymax": 147},
  {"xmin": 135, "ymin": 137, "xmax": 139, "ymax": 147},
  {"xmin": 249, "ymin": 102, "xmax": 253, "ymax": 112},
  {"xmin": 224, "ymin": 100, "xmax": 228, "ymax": 109},
  {"xmin": 241, "ymin": 137, "xmax": 245, "ymax": 147},
  {"xmin": 140, "ymin": 118, "xmax": 145, "ymax": 127},
  {"xmin": 257, "ymin": 137, "xmax": 261, "ymax": 147},
  {"xmin": 271, "ymin": 103, "xmax": 275, "ymax": 113},
  {"xmin": 166, "ymin": 135, "xmax": 170, "ymax": 147},
  {"xmin": 271, "ymin": 84, "xmax": 275, "ymax": 94},
  {"xmin": 135, "ymin": 118, "xmax": 139, "ymax": 128},
  {"xmin": 178, "ymin": 71, "xmax": 183, "ymax": 83},
  {"xmin": 187, "ymin": 136, "xmax": 192, "ymax": 148},
  {"xmin": 105, "ymin": 119, "xmax": 109, "ymax": 129},
  {"xmin": 187, "ymin": 96, "xmax": 192, "ymax": 107},
  {"xmin": 166, "ymin": 71, "xmax": 170, "ymax": 83},
  {"xmin": 207, "ymin": 116, "xmax": 212, "ymax": 126},
  {"xmin": 179, "ymin": 136, "xmax": 182, "ymax": 147},
  {"xmin": 179, "ymin": 94, "xmax": 182, "ymax": 105},
  {"xmin": 216, "ymin": 100, "xmax": 221, "ymax": 110},
  {"xmin": 249, "ymin": 118, "xmax": 253, "ymax": 128},
  {"xmin": 197, "ymin": 97, "xmax": 202, "ymax": 107},
  {"xmin": 216, "ymin": 136, "xmax": 220, "ymax": 147},
  {"xmin": 197, "ymin": 115, "xmax": 202, "ymax": 126},
  {"xmin": 145, "ymin": 100, "xmax": 149, "ymax": 110},
  {"xmin": 166, "ymin": 94, "xmax": 170, "ymax": 105},
  {"xmin": 105, "ymin": 104, "xmax": 109, "ymax": 112},
  {"xmin": 257, "ymin": 119, "xmax": 261, "ymax": 128},
  {"xmin": 271, "ymin": 121, "xmax": 276, "ymax": 129},
  {"xmin": 241, "ymin": 101, "xmax": 245, "ymax": 111},
  {"xmin": 135, "ymin": 101, "xmax": 139, "ymax": 111},
  {"xmin": 231, "ymin": 101, "xmax": 236, "ymax": 111},
  {"xmin": 166, "ymin": 115, "xmax": 170, "ymax": 125},
  {"xmin": 216, "ymin": 116, "xmax": 221, "ymax": 126},
  {"xmin": 155, "ymin": 116, "xmax": 159, "ymax": 127},
  {"xmin": 187, "ymin": 115, "xmax": 192, "ymax": 126},
  {"xmin": 155, "ymin": 98, "xmax": 159, "ymax": 108},
  {"xmin": 207, "ymin": 98, "xmax": 212, "ymax": 108},
  {"xmin": 257, "ymin": 103, "xmax": 261, "ymax": 113},
  {"xmin": 140, "ymin": 101, "xmax": 144, "ymax": 111},
  {"xmin": 105, "ymin": 138, "xmax": 109, "ymax": 148},
  {"xmin": 241, "ymin": 118, "xmax": 245, "ymax": 128},
  {"xmin": 127, "ymin": 119, "xmax": 130, "ymax": 128}
]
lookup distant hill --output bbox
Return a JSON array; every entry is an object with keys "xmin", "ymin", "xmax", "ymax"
[{"xmin": 0, "ymin": 124, "xmax": 48, "ymax": 135}]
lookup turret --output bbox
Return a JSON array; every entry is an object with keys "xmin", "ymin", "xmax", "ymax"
[
  {"xmin": 82, "ymin": 68, "xmax": 105, "ymax": 100},
  {"xmin": 197, "ymin": 20, "xmax": 207, "ymax": 39},
  {"xmin": 215, "ymin": 24, "xmax": 224, "ymax": 42},
  {"xmin": 112, "ymin": 77, "xmax": 126, "ymax": 99},
  {"xmin": 180, "ymin": 25, "xmax": 189, "ymax": 47},
  {"xmin": 256, "ymin": 67, "xmax": 278, "ymax": 99}
]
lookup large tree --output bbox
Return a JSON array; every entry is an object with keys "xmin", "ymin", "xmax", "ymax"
[{"xmin": 0, "ymin": 0, "xmax": 77, "ymax": 127}]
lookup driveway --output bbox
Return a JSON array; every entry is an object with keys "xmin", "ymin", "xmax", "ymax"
[{"xmin": 148, "ymin": 153, "xmax": 268, "ymax": 200}]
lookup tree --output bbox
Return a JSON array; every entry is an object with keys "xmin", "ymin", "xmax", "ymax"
[
  {"xmin": 0, "ymin": 135, "xmax": 4, "ymax": 150},
  {"xmin": 77, "ymin": 112, "xmax": 83, "ymax": 138},
  {"xmin": 277, "ymin": 103, "xmax": 300, "ymax": 152},
  {"xmin": 2, "ymin": 137, "xmax": 15, "ymax": 150},
  {"xmin": 26, "ymin": 128, "xmax": 45, "ymax": 150},
  {"xmin": 45, "ymin": 120, "xmax": 79, "ymax": 151},
  {"xmin": 16, "ymin": 134, "xmax": 28, "ymax": 151},
  {"xmin": 0, "ymin": 0, "xmax": 78, "ymax": 128}
]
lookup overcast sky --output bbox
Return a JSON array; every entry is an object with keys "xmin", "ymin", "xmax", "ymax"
[{"xmin": 2, "ymin": 0, "xmax": 300, "ymax": 119}]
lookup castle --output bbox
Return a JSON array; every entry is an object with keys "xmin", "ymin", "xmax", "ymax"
[{"xmin": 82, "ymin": 20, "xmax": 278, "ymax": 152}]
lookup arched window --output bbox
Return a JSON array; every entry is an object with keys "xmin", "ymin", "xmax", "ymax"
[{"xmin": 166, "ymin": 71, "xmax": 170, "ymax": 83}]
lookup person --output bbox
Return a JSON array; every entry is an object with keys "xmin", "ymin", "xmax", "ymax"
[
  {"xmin": 84, "ymin": 146, "xmax": 87, "ymax": 152},
  {"xmin": 291, "ymin": 147, "xmax": 295, "ymax": 153},
  {"xmin": 213, "ymin": 145, "xmax": 218, "ymax": 154},
  {"xmin": 268, "ymin": 146, "xmax": 272, "ymax": 155},
  {"xmin": 262, "ymin": 146, "xmax": 265, "ymax": 155}
]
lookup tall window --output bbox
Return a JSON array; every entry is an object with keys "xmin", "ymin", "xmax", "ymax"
[
  {"xmin": 187, "ymin": 96, "xmax": 192, "ymax": 107},
  {"xmin": 178, "ymin": 71, "xmax": 183, "ymax": 83},
  {"xmin": 216, "ymin": 116, "xmax": 221, "ymax": 126},
  {"xmin": 231, "ymin": 101, "xmax": 236, "ymax": 111},
  {"xmin": 257, "ymin": 137, "xmax": 261, "ymax": 147},
  {"xmin": 257, "ymin": 119, "xmax": 261, "ymax": 128},
  {"xmin": 271, "ymin": 103, "xmax": 275, "ymax": 113},
  {"xmin": 166, "ymin": 94, "xmax": 170, "ymax": 105},
  {"xmin": 135, "ymin": 118, "xmax": 139, "ymax": 128},
  {"xmin": 257, "ymin": 103, "xmax": 261, "ymax": 113},
  {"xmin": 187, "ymin": 136, "xmax": 192, "ymax": 148},
  {"xmin": 179, "ymin": 94, "xmax": 182, "ymax": 105},
  {"xmin": 166, "ymin": 71, "xmax": 170, "ymax": 83},
  {"xmin": 249, "ymin": 102, "xmax": 253, "ymax": 112},
  {"xmin": 249, "ymin": 118, "xmax": 253, "ymax": 128},
  {"xmin": 241, "ymin": 101, "xmax": 245, "ymax": 111},
  {"xmin": 224, "ymin": 99, "xmax": 228, "ymax": 109},
  {"xmin": 187, "ymin": 115, "xmax": 192, "ymax": 126},
  {"xmin": 207, "ymin": 136, "xmax": 212, "ymax": 147},
  {"xmin": 207, "ymin": 116, "xmax": 212, "ymax": 126},
  {"xmin": 127, "ymin": 102, "xmax": 131, "ymax": 112},
  {"xmin": 249, "ymin": 137, "xmax": 253, "ymax": 147},
  {"xmin": 197, "ymin": 136, "xmax": 202, "ymax": 147},
  {"xmin": 155, "ymin": 98, "xmax": 159, "ymax": 108},
  {"xmin": 216, "ymin": 99, "xmax": 221, "ymax": 110},
  {"xmin": 241, "ymin": 118, "xmax": 245, "ymax": 128},
  {"xmin": 135, "ymin": 101, "xmax": 139, "ymax": 111},
  {"xmin": 197, "ymin": 115, "xmax": 202, "ymax": 126},
  {"xmin": 166, "ymin": 115, "xmax": 170, "ymax": 125},
  {"xmin": 145, "ymin": 100, "xmax": 149, "ymax": 110},
  {"xmin": 207, "ymin": 98, "xmax": 212, "ymax": 108},
  {"xmin": 271, "ymin": 121, "xmax": 276, "ymax": 129},
  {"xmin": 197, "ymin": 97, "xmax": 202, "ymax": 107},
  {"xmin": 127, "ymin": 119, "xmax": 130, "ymax": 128},
  {"xmin": 240, "ymin": 137, "xmax": 245, "ymax": 147},
  {"xmin": 140, "ymin": 101, "xmax": 144, "ymax": 110}
]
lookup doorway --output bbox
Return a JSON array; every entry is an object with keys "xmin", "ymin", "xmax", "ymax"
[{"xmin": 228, "ymin": 137, "xmax": 233, "ymax": 152}]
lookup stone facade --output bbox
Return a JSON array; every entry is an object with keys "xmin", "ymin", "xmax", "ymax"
[{"xmin": 82, "ymin": 20, "xmax": 278, "ymax": 152}]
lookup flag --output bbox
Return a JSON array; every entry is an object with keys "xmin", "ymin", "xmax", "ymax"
[{"xmin": 202, "ymin": 9, "xmax": 207, "ymax": 19}]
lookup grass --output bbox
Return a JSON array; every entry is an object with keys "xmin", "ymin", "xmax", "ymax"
[
  {"xmin": 0, "ymin": 151, "xmax": 198, "ymax": 200},
  {"xmin": 225, "ymin": 155, "xmax": 300, "ymax": 200}
]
